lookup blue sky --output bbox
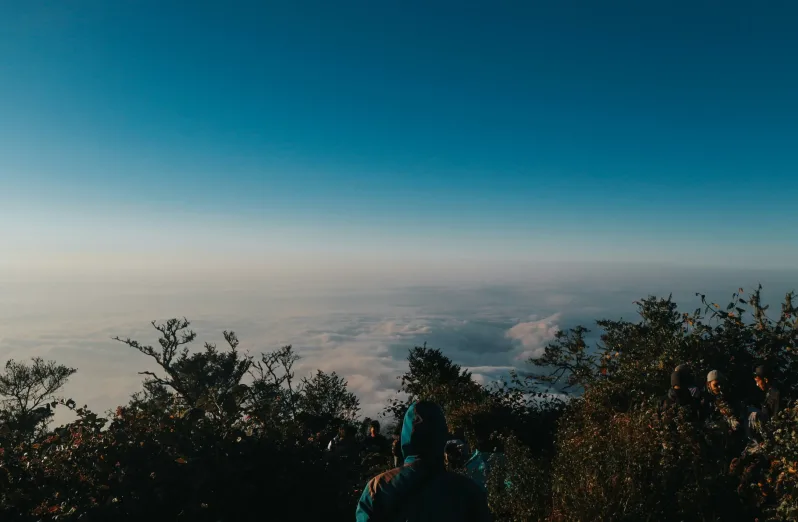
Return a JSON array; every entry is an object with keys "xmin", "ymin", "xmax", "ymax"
[{"xmin": 1, "ymin": 1, "xmax": 797, "ymax": 277}]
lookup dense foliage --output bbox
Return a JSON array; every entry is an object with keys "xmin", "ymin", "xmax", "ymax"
[
  {"xmin": 534, "ymin": 286, "xmax": 798, "ymax": 522},
  {"xmin": 0, "ymin": 285, "xmax": 796, "ymax": 521}
]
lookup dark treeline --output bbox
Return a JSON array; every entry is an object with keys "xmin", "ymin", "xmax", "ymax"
[{"xmin": 1, "ymin": 285, "xmax": 797, "ymax": 521}]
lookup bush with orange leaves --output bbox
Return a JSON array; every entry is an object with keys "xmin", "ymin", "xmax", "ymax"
[
  {"xmin": 485, "ymin": 433, "xmax": 552, "ymax": 521},
  {"xmin": 549, "ymin": 394, "xmax": 747, "ymax": 521},
  {"xmin": 530, "ymin": 287, "xmax": 798, "ymax": 521},
  {"xmin": 0, "ymin": 320, "xmax": 370, "ymax": 522},
  {"xmin": 730, "ymin": 402, "xmax": 798, "ymax": 520},
  {"xmin": 0, "ymin": 396, "xmax": 351, "ymax": 521}
]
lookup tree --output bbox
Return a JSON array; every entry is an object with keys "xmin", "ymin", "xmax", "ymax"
[
  {"xmin": 298, "ymin": 370, "xmax": 360, "ymax": 425},
  {"xmin": 115, "ymin": 318, "xmax": 252, "ymax": 428},
  {"xmin": 0, "ymin": 357, "xmax": 76, "ymax": 438},
  {"xmin": 245, "ymin": 345, "xmax": 302, "ymax": 436},
  {"xmin": 387, "ymin": 344, "xmax": 484, "ymax": 425}
]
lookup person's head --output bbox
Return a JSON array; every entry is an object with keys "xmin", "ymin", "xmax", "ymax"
[
  {"xmin": 754, "ymin": 364, "xmax": 774, "ymax": 391},
  {"xmin": 670, "ymin": 371, "xmax": 683, "ymax": 390},
  {"xmin": 469, "ymin": 413, "xmax": 495, "ymax": 451},
  {"xmin": 340, "ymin": 424, "xmax": 356, "ymax": 440},
  {"xmin": 369, "ymin": 420, "xmax": 381, "ymax": 437},
  {"xmin": 706, "ymin": 370, "xmax": 724, "ymax": 395},
  {"xmin": 400, "ymin": 401, "xmax": 448, "ymax": 465},
  {"xmin": 672, "ymin": 365, "xmax": 694, "ymax": 389},
  {"xmin": 444, "ymin": 440, "xmax": 465, "ymax": 470}
]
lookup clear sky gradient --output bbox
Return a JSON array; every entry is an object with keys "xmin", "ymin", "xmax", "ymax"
[{"xmin": 2, "ymin": 1, "xmax": 796, "ymax": 280}]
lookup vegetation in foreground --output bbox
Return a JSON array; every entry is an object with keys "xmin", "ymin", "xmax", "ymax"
[{"xmin": 0, "ymin": 285, "xmax": 797, "ymax": 521}]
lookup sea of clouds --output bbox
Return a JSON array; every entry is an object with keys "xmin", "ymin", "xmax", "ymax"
[{"xmin": 0, "ymin": 265, "xmax": 795, "ymax": 422}]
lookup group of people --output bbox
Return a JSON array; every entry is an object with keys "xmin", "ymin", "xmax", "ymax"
[
  {"xmin": 326, "ymin": 420, "xmax": 391, "ymax": 460},
  {"xmin": 326, "ymin": 414, "xmax": 503, "ymax": 492},
  {"xmin": 324, "ymin": 363, "xmax": 785, "ymax": 520},
  {"xmin": 662, "ymin": 362, "xmax": 783, "ymax": 456}
]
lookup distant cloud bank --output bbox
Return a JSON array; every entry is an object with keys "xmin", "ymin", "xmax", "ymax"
[{"xmin": 0, "ymin": 266, "xmax": 794, "ymax": 420}]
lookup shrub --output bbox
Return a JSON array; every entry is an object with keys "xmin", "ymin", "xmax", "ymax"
[{"xmin": 1, "ymin": 285, "xmax": 797, "ymax": 521}]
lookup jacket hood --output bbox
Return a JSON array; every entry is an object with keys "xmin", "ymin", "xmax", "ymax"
[
  {"xmin": 401, "ymin": 401, "xmax": 448, "ymax": 465},
  {"xmin": 671, "ymin": 367, "xmax": 695, "ymax": 388}
]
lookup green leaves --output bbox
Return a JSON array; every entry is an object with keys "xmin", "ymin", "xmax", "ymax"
[
  {"xmin": 387, "ymin": 345, "xmax": 484, "ymax": 425},
  {"xmin": 0, "ymin": 358, "xmax": 77, "ymax": 441},
  {"xmin": 298, "ymin": 370, "xmax": 360, "ymax": 423}
]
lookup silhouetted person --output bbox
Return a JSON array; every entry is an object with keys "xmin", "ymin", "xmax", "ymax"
[
  {"xmin": 464, "ymin": 421, "xmax": 511, "ymax": 493},
  {"xmin": 662, "ymin": 370, "xmax": 705, "ymax": 422},
  {"xmin": 389, "ymin": 422, "xmax": 404, "ymax": 467},
  {"xmin": 364, "ymin": 420, "xmax": 388, "ymax": 454},
  {"xmin": 356, "ymin": 401, "xmax": 491, "ymax": 522},
  {"xmin": 754, "ymin": 364, "xmax": 781, "ymax": 422},
  {"xmin": 743, "ymin": 364, "xmax": 782, "ymax": 446},
  {"xmin": 444, "ymin": 439, "xmax": 467, "ymax": 471},
  {"xmin": 329, "ymin": 424, "xmax": 359, "ymax": 460},
  {"xmin": 705, "ymin": 370, "xmax": 741, "ymax": 432},
  {"xmin": 703, "ymin": 369, "xmax": 746, "ymax": 457},
  {"xmin": 391, "ymin": 433, "xmax": 402, "ymax": 468},
  {"xmin": 674, "ymin": 364, "xmax": 701, "ymax": 399},
  {"xmin": 464, "ymin": 415, "xmax": 502, "ymax": 492}
]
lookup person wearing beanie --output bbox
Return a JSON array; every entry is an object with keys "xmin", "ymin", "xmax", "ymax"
[
  {"xmin": 740, "ymin": 364, "xmax": 783, "ymax": 446},
  {"xmin": 662, "ymin": 370, "xmax": 705, "ymax": 421},
  {"xmin": 706, "ymin": 370, "xmax": 722, "ymax": 395},
  {"xmin": 754, "ymin": 364, "xmax": 781, "ymax": 422},
  {"xmin": 705, "ymin": 370, "xmax": 741, "ymax": 433},
  {"xmin": 674, "ymin": 364, "xmax": 701, "ymax": 398}
]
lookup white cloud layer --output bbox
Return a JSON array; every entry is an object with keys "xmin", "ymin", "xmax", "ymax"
[
  {"xmin": 0, "ymin": 266, "xmax": 794, "ymax": 422},
  {"xmin": 506, "ymin": 314, "xmax": 562, "ymax": 360}
]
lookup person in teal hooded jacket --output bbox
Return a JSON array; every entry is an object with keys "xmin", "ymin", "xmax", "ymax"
[
  {"xmin": 464, "ymin": 414, "xmax": 510, "ymax": 492},
  {"xmin": 356, "ymin": 401, "xmax": 491, "ymax": 522}
]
